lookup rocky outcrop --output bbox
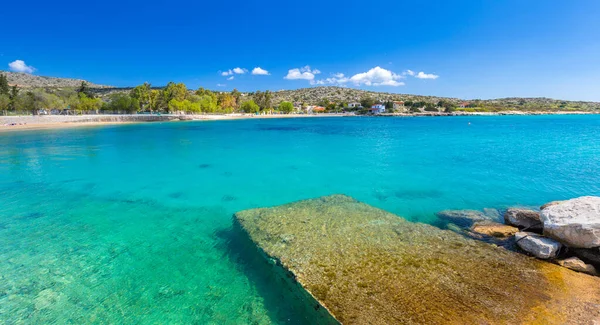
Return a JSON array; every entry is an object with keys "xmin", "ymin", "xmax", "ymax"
[
  {"xmin": 235, "ymin": 195, "xmax": 600, "ymax": 324},
  {"xmin": 540, "ymin": 196, "xmax": 600, "ymax": 248},
  {"xmin": 557, "ymin": 257, "xmax": 598, "ymax": 276},
  {"xmin": 504, "ymin": 208, "xmax": 542, "ymax": 230},
  {"xmin": 515, "ymin": 232, "xmax": 562, "ymax": 259}
]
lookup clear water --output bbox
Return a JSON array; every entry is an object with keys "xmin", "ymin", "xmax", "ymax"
[{"xmin": 1, "ymin": 116, "xmax": 600, "ymax": 324}]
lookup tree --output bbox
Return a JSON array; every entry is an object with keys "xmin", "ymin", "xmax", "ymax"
[
  {"xmin": 0, "ymin": 74, "xmax": 9, "ymax": 95},
  {"xmin": 15, "ymin": 92, "xmax": 36, "ymax": 114},
  {"xmin": 241, "ymin": 100, "xmax": 260, "ymax": 113},
  {"xmin": 254, "ymin": 90, "xmax": 273, "ymax": 111},
  {"xmin": 198, "ymin": 94, "xmax": 218, "ymax": 113},
  {"xmin": 106, "ymin": 93, "xmax": 140, "ymax": 113},
  {"xmin": 71, "ymin": 94, "xmax": 102, "ymax": 114},
  {"xmin": 360, "ymin": 97, "xmax": 375, "ymax": 108},
  {"xmin": 77, "ymin": 81, "xmax": 94, "ymax": 98},
  {"xmin": 9, "ymin": 85, "xmax": 19, "ymax": 111},
  {"xmin": 149, "ymin": 90, "xmax": 160, "ymax": 112},
  {"xmin": 0, "ymin": 94, "xmax": 9, "ymax": 115},
  {"xmin": 130, "ymin": 82, "xmax": 151, "ymax": 111},
  {"xmin": 218, "ymin": 93, "xmax": 236, "ymax": 111},
  {"xmin": 279, "ymin": 101, "xmax": 294, "ymax": 113},
  {"xmin": 163, "ymin": 82, "xmax": 188, "ymax": 108},
  {"xmin": 231, "ymin": 88, "xmax": 241, "ymax": 110}
]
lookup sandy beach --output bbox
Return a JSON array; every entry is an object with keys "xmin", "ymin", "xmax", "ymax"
[
  {"xmin": 1, "ymin": 111, "xmax": 597, "ymax": 133},
  {"xmin": 0, "ymin": 113, "xmax": 353, "ymax": 133}
]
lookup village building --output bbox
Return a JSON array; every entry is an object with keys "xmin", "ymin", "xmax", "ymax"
[
  {"xmin": 393, "ymin": 101, "xmax": 406, "ymax": 112},
  {"xmin": 368, "ymin": 104, "xmax": 386, "ymax": 114}
]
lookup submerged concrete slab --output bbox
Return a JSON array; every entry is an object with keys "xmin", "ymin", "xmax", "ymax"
[{"xmin": 235, "ymin": 195, "xmax": 600, "ymax": 324}]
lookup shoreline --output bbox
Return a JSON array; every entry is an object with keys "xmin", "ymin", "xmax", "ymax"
[{"xmin": 1, "ymin": 111, "xmax": 598, "ymax": 132}]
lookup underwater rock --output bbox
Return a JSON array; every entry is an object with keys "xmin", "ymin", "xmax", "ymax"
[
  {"xmin": 235, "ymin": 195, "xmax": 600, "ymax": 324},
  {"xmin": 540, "ymin": 196, "xmax": 600, "ymax": 248},
  {"xmin": 471, "ymin": 221, "xmax": 518, "ymax": 238},
  {"xmin": 557, "ymin": 257, "xmax": 598, "ymax": 276},
  {"xmin": 435, "ymin": 209, "xmax": 491, "ymax": 227},
  {"xmin": 515, "ymin": 232, "xmax": 562, "ymax": 259},
  {"xmin": 504, "ymin": 208, "xmax": 542, "ymax": 230},
  {"xmin": 483, "ymin": 208, "xmax": 501, "ymax": 220}
]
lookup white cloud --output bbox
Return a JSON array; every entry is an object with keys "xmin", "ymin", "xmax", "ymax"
[
  {"xmin": 415, "ymin": 71, "xmax": 439, "ymax": 79},
  {"xmin": 311, "ymin": 73, "xmax": 350, "ymax": 86},
  {"xmin": 233, "ymin": 67, "xmax": 247, "ymax": 74},
  {"xmin": 227, "ymin": 76, "xmax": 234, "ymax": 80},
  {"xmin": 252, "ymin": 67, "xmax": 270, "ymax": 75},
  {"xmin": 403, "ymin": 69, "xmax": 415, "ymax": 76},
  {"xmin": 349, "ymin": 66, "xmax": 405, "ymax": 87},
  {"xmin": 8, "ymin": 60, "xmax": 35, "ymax": 74},
  {"xmin": 216, "ymin": 83, "xmax": 226, "ymax": 87},
  {"xmin": 284, "ymin": 65, "xmax": 321, "ymax": 80},
  {"xmin": 221, "ymin": 67, "xmax": 247, "ymax": 76}
]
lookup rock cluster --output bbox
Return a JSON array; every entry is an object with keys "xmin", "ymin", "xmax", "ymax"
[
  {"xmin": 440, "ymin": 196, "xmax": 600, "ymax": 277},
  {"xmin": 237, "ymin": 195, "xmax": 600, "ymax": 324}
]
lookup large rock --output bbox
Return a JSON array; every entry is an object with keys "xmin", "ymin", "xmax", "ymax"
[
  {"xmin": 471, "ymin": 221, "xmax": 518, "ymax": 238},
  {"xmin": 540, "ymin": 196, "xmax": 600, "ymax": 248},
  {"xmin": 504, "ymin": 208, "xmax": 542, "ymax": 230},
  {"xmin": 235, "ymin": 195, "xmax": 600, "ymax": 324},
  {"xmin": 515, "ymin": 232, "xmax": 562, "ymax": 259},
  {"xmin": 557, "ymin": 257, "xmax": 598, "ymax": 276},
  {"xmin": 436, "ymin": 209, "xmax": 492, "ymax": 227}
]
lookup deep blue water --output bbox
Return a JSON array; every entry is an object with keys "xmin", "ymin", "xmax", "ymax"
[{"xmin": 1, "ymin": 115, "xmax": 599, "ymax": 323}]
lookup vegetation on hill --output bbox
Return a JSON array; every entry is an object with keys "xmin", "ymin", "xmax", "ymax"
[
  {"xmin": 1, "ymin": 72, "xmax": 599, "ymax": 115},
  {"xmin": 1, "ymin": 71, "xmax": 110, "ymax": 89}
]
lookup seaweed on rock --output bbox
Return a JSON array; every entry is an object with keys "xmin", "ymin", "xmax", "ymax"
[{"xmin": 235, "ymin": 195, "xmax": 600, "ymax": 325}]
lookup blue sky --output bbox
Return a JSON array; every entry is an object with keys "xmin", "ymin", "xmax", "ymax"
[{"xmin": 2, "ymin": 0, "xmax": 600, "ymax": 101}]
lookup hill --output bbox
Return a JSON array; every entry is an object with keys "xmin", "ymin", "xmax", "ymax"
[
  {"xmin": 266, "ymin": 86, "xmax": 600, "ymax": 112},
  {"xmin": 2, "ymin": 71, "xmax": 598, "ymax": 112},
  {"xmin": 0, "ymin": 71, "xmax": 112, "ymax": 89}
]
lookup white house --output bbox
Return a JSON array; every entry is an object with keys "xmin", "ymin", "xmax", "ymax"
[
  {"xmin": 368, "ymin": 104, "xmax": 386, "ymax": 114},
  {"xmin": 348, "ymin": 102, "xmax": 362, "ymax": 109}
]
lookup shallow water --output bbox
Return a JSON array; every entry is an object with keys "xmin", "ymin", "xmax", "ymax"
[{"xmin": 1, "ymin": 116, "xmax": 600, "ymax": 323}]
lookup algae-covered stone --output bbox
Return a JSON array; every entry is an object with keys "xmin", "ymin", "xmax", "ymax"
[
  {"xmin": 435, "ymin": 209, "xmax": 491, "ymax": 227},
  {"xmin": 557, "ymin": 257, "xmax": 598, "ymax": 276},
  {"xmin": 471, "ymin": 221, "xmax": 519, "ymax": 238},
  {"xmin": 235, "ymin": 195, "xmax": 600, "ymax": 324}
]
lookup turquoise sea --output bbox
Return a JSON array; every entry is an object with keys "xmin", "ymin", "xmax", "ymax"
[{"xmin": 1, "ymin": 115, "xmax": 600, "ymax": 324}]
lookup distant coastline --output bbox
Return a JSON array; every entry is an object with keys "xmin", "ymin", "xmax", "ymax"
[{"xmin": 1, "ymin": 111, "xmax": 598, "ymax": 133}]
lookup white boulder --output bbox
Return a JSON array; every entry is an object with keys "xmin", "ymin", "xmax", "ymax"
[
  {"xmin": 515, "ymin": 232, "xmax": 562, "ymax": 259},
  {"xmin": 540, "ymin": 196, "xmax": 600, "ymax": 248}
]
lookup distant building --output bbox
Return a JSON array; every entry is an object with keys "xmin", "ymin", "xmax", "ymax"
[
  {"xmin": 306, "ymin": 106, "xmax": 325, "ymax": 113},
  {"xmin": 460, "ymin": 102, "xmax": 470, "ymax": 108},
  {"xmin": 348, "ymin": 102, "xmax": 362, "ymax": 109},
  {"xmin": 393, "ymin": 101, "xmax": 406, "ymax": 112},
  {"xmin": 368, "ymin": 104, "xmax": 386, "ymax": 114}
]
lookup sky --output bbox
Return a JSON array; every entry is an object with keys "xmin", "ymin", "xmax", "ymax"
[{"xmin": 2, "ymin": 0, "xmax": 600, "ymax": 101}]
